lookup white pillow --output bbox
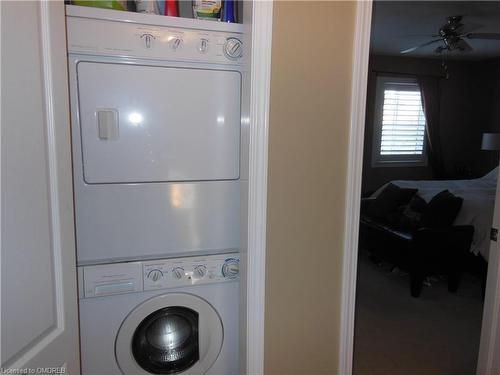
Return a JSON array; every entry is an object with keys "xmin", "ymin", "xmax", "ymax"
[{"xmin": 482, "ymin": 166, "xmax": 499, "ymax": 182}]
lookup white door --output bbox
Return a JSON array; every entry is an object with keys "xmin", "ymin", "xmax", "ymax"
[
  {"xmin": 76, "ymin": 62, "xmax": 241, "ymax": 184},
  {"xmin": 1, "ymin": 1, "xmax": 80, "ymax": 373},
  {"xmin": 477, "ymin": 168, "xmax": 500, "ymax": 374}
]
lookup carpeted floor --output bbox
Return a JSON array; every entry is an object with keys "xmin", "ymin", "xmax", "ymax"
[{"xmin": 353, "ymin": 250, "xmax": 484, "ymax": 375}]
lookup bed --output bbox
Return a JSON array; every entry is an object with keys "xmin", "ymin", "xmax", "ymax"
[{"xmin": 372, "ymin": 167, "xmax": 498, "ymax": 262}]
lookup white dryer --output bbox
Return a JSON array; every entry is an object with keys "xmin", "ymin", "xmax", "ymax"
[
  {"xmin": 78, "ymin": 252, "xmax": 240, "ymax": 375},
  {"xmin": 66, "ymin": 6, "xmax": 246, "ymax": 265}
]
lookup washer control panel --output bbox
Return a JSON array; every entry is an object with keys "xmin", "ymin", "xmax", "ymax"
[
  {"xmin": 80, "ymin": 253, "xmax": 239, "ymax": 298},
  {"xmin": 143, "ymin": 253, "xmax": 239, "ymax": 290},
  {"xmin": 67, "ymin": 15, "xmax": 243, "ymax": 65}
]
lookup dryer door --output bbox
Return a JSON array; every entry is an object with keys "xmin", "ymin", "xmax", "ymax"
[
  {"xmin": 76, "ymin": 62, "xmax": 241, "ymax": 184},
  {"xmin": 116, "ymin": 293, "xmax": 223, "ymax": 375}
]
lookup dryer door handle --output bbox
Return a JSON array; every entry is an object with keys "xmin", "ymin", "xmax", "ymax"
[{"xmin": 97, "ymin": 108, "xmax": 119, "ymax": 140}]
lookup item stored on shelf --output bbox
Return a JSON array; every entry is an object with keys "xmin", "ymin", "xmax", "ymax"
[
  {"xmin": 164, "ymin": 0, "xmax": 179, "ymax": 16},
  {"xmin": 192, "ymin": 0, "xmax": 221, "ymax": 21},
  {"xmin": 135, "ymin": 0, "xmax": 160, "ymax": 14},
  {"xmin": 221, "ymin": 0, "xmax": 236, "ymax": 23},
  {"xmin": 72, "ymin": 0, "xmax": 127, "ymax": 10}
]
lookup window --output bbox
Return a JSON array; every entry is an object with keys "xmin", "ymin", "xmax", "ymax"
[{"xmin": 372, "ymin": 76, "xmax": 427, "ymax": 166}]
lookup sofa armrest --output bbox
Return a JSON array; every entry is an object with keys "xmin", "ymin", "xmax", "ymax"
[{"xmin": 413, "ymin": 225, "xmax": 474, "ymax": 253}]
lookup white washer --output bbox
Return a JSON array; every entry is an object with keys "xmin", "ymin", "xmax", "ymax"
[
  {"xmin": 78, "ymin": 253, "xmax": 239, "ymax": 375},
  {"xmin": 66, "ymin": 6, "xmax": 246, "ymax": 265}
]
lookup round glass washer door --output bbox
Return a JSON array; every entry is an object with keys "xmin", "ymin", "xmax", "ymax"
[{"xmin": 116, "ymin": 293, "xmax": 223, "ymax": 375}]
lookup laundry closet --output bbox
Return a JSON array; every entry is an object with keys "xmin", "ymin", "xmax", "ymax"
[{"xmin": 69, "ymin": 4, "xmax": 249, "ymax": 374}]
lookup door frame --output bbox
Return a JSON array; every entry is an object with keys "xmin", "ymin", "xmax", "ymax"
[
  {"xmin": 339, "ymin": 1, "xmax": 500, "ymax": 374},
  {"xmin": 477, "ymin": 178, "xmax": 500, "ymax": 373},
  {"xmin": 338, "ymin": 1, "xmax": 372, "ymax": 374},
  {"xmin": 245, "ymin": 0, "xmax": 273, "ymax": 374}
]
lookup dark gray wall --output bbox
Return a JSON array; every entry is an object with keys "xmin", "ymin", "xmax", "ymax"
[{"xmin": 362, "ymin": 55, "xmax": 500, "ymax": 195}]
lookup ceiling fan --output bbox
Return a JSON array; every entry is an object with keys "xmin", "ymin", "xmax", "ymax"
[{"xmin": 401, "ymin": 15, "xmax": 500, "ymax": 55}]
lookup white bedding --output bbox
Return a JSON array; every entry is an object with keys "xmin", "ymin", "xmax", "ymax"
[{"xmin": 372, "ymin": 167, "xmax": 498, "ymax": 261}]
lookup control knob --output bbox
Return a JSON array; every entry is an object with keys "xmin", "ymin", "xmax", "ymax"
[
  {"xmin": 141, "ymin": 33, "xmax": 155, "ymax": 49},
  {"xmin": 147, "ymin": 269, "xmax": 163, "ymax": 282},
  {"xmin": 223, "ymin": 37, "xmax": 243, "ymax": 60},
  {"xmin": 222, "ymin": 258, "xmax": 239, "ymax": 279},
  {"xmin": 172, "ymin": 267, "xmax": 184, "ymax": 279},
  {"xmin": 194, "ymin": 265, "xmax": 207, "ymax": 278},
  {"xmin": 170, "ymin": 37, "xmax": 183, "ymax": 50},
  {"xmin": 198, "ymin": 38, "xmax": 209, "ymax": 54}
]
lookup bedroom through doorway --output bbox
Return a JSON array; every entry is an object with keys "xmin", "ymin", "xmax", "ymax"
[{"xmin": 353, "ymin": 2, "xmax": 500, "ymax": 374}]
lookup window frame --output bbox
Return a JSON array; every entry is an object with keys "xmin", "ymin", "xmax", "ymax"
[{"xmin": 371, "ymin": 75, "xmax": 428, "ymax": 168}]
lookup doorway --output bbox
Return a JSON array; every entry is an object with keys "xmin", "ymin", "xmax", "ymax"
[{"xmin": 342, "ymin": 1, "xmax": 500, "ymax": 374}]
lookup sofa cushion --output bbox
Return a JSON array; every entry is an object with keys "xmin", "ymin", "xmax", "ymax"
[
  {"xmin": 408, "ymin": 194, "xmax": 427, "ymax": 213},
  {"xmin": 366, "ymin": 183, "xmax": 418, "ymax": 220},
  {"xmin": 420, "ymin": 190, "xmax": 463, "ymax": 228},
  {"xmin": 394, "ymin": 194, "xmax": 427, "ymax": 231}
]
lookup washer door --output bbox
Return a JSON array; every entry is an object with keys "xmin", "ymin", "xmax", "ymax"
[{"xmin": 116, "ymin": 293, "xmax": 223, "ymax": 375}]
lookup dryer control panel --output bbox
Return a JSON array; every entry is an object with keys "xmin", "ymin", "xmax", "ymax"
[
  {"xmin": 80, "ymin": 253, "xmax": 239, "ymax": 298},
  {"xmin": 67, "ymin": 7, "xmax": 244, "ymax": 65}
]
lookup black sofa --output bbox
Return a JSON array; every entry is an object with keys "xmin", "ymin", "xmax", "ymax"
[{"xmin": 359, "ymin": 194, "xmax": 474, "ymax": 298}]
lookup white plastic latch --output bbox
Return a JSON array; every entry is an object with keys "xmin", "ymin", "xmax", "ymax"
[{"xmin": 97, "ymin": 109, "xmax": 119, "ymax": 140}]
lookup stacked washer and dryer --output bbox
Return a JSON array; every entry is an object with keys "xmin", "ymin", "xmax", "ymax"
[{"xmin": 66, "ymin": 5, "xmax": 246, "ymax": 375}]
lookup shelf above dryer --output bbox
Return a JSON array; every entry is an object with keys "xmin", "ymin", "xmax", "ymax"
[{"xmin": 66, "ymin": 4, "xmax": 245, "ymax": 33}]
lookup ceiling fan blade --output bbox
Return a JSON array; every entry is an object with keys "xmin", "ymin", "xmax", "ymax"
[
  {"xmin": 456, "ymin": 39, "xmax": 473, "ymax": 52},
  {"xmin": 402, "ymin": 34, "xmax": 440, "ymax": 38},
  {"xmin": 435, "ymin": 46, "xmax": 446, "ymax": 54},
  {"xmin": 457, "ymin": 23, "xmax": 483, "ymax": 35},
  {"xmin": 466, "ymin": 32, "xmax": 500, "ymax": 40},
  {"xmin": 400, "ymin": 39, "xmax": 442, "ymax": 54}
]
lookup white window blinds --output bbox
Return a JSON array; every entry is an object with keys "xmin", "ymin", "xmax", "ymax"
[{"xmin": 380, "ymin": 84, "xmax": 426, "ymax": 156}]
